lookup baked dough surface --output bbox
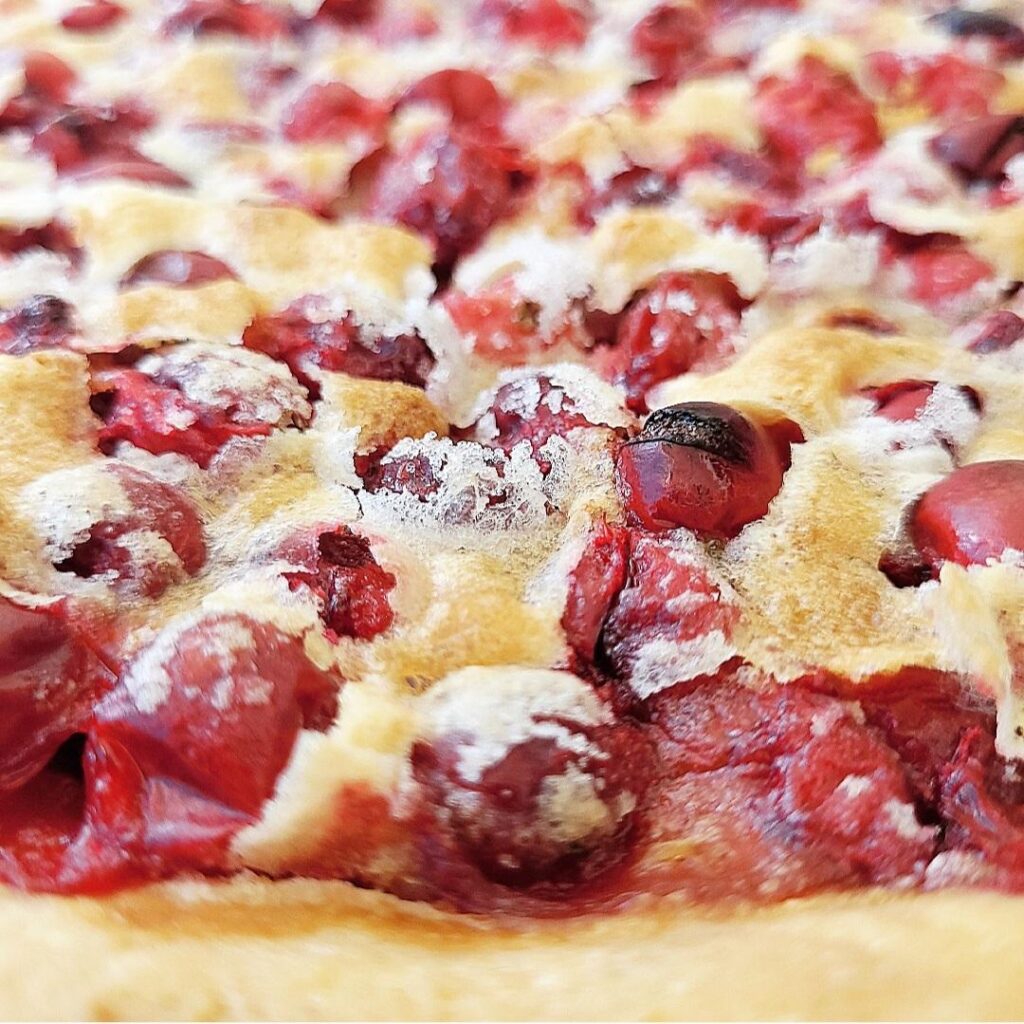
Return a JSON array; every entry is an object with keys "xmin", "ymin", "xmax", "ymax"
[{"xmin": 1, "ymin": 880, "xmax": 1022, "ymax": 1021}]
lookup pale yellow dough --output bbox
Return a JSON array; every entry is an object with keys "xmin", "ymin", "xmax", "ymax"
[{"xmin": 0, "ymin": 880, "xmax": 1022, "ymax": 1021}]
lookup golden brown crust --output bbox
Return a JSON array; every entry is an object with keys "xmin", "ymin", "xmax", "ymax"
[{"xmin": 2, "ymin": 879, "xmax": 1023, "ymax": 1021}]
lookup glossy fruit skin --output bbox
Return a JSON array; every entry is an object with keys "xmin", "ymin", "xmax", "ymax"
[
  {"xmin": 615, "ymin": 402, "xmax": 799, "ymax": 537},
  {"xmin": 398, "ymin": 70, "xmax": 504, "ymax": 130},
  {"xmin": 630, "ymin": 2, "xmax": 709, "ymax": 84},
  {"xmin": 594, "ymin": 271, "xmax": 744, "ymax": 413},
  {"xmin": 281, "ymin": 82, "xmax": 388, "ymax": 145},
  {"xmin": 0, "ymin": 595, "xmax": 113, "ymax": 794},
  {"xmin": 911, "ymin": 460, "xmax": 1024, "ymax": 570},
  {"xmin": 119, "ymin": 250, "xmax": 237, "ymax": 288}
]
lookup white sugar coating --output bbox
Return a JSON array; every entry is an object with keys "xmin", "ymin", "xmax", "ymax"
[
  {"xmin": 772, "ymin": 226, "xmax": 882, "ymax": 295},
  {"xmin": 467, "ymin": 363, "xmax": 635, "ymax": 437},
  {"xmin": 916, "ymin": 382, "xmax": 982, "ymax": 450},
  {"xmin": 836, "ymin": 774, "xmax": 872, "ymax": 798},
  {"xmin": 19, "ymin": 462, "xmax": 133, "ymax": 564},
  {"xmin": 418, "ymin": 665, "xmax": 613, "ymax": 784},
  {"xmin": 454, "ymin": 230, "xmax": 595, "ymax": 337},
  {"xmin": 537, "ymin": 763, "xmax": 636, "ymax": 845},
  {"xmin": 358, "ymin": 434, "xmax": 587, "ymax": 541},
  {"xmin": 627, "ymin": 630, "xmax": 737, "ymax": 699},
  {"xmin": 136, "ymin": 342, "xmax": 313, "ymax": 427},
  {"xmin": 884, "ymin": 798, "xmax": 933, "ymax": 843},
  {"xmin": 122, "ymin": 613, "xmax": 257, "ymax": 715}
]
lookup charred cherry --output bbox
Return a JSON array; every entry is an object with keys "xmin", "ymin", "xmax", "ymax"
[
  {"xmin": 910, "ymin": 460, "xmax": 1024, "ymax": 570},
  {"xmin": 615, "ymin": 402, "xmax": 800, "ymax": 537}
]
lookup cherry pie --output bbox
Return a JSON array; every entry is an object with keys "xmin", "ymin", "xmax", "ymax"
[{"xmin": 4, "ymin": 0, "xmax": 1024, "ymax": 1016}]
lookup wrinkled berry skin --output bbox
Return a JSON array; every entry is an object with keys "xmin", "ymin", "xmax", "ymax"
[
  {"xmin": 616, "ymin": 402, "xmax": 799, "ymax": 537},
  {"xmin": 911, "ymin": 460, "xmax": 1024, "ymax": 571}
]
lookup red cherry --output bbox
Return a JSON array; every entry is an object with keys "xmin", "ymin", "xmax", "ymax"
[
  {"xmin": 37, "ymin": 462, "xmax": 206, "ymax": 598},
  {"xmin": 615, "ymin": 402, "xmax": 799, "ymax": 537},
  {"xmin": 316, "ymin": 0, "xmax": 376, "ymax": 23},
  {"xmin": 0, "ymin": 295, "xmax": 77, "ymax": 355},
  {"xmin": 630, "ymin": 3, "xmax": 709, "ymax": 84},
  {"xmin": 22, "ymin": 52, "xmax": 77, "ymax": 105},
  {"xmin": 68, "ymin": 154, "xmax": 189, "ymax": 188},
  {"xmin": 863, "ymin": 379, "xmax": 981, "ymax": 423},
  {"xmin": 0, "ymin": 594, "xmax": 113, "ymax": 793},
  {"xmin": 163, "ymin": 0, "xmax": 289, "ymax": 39},
  {"xmin": 0, "ymin": 221, "xmax": 81, "ymax": 264},
  {"xmin": 367, "ymin": 129, "xmax": 523, "ymax": 274},
  {"xmin": 561, "ymin": 520, "xmax": 630, "ymax": 667},
  {"xmin": 576, "ymin": 164, "xmax": 676, "ymax": 229},
  {"xmin": 413, "ymin": 672, "xmax": 648, "ymax": 890},
  {"xmin": 911, "ymin": 460, "xmax": 1024, "ymax": 569},
  {"xmin": 755, "ymin": 56, "xmax": 881, "ymax": 173},
  {"xmin": 473, "ymin": 0, "xmax": 592, "ymax": 50},
  {"xmin": 968, "ymin": 310, "xmax": 1024, "ymax": 353},
  {"xmin": 866, "ymin": 51, "xmax": 1003, "ymax": 119},
  {"xmin": 896, "ymin": 238, "xmax": 993, "ymax": 311},
  {"xmin": 92, "ymin": 343, "xmax": 311, "ymax": 468},
  {"xmin": 85, "ymin": 613, "xmax": 341, "ymax": 874},
  {"xmin": 242, "ymin": 299, "xmax": 434, "ymax": 397},
  {"xmin": 275, "ymin": 526, "xmax": 397, "ymax": 642},
  {"xmin": 398, "ymin": 70, "xmax": 505, "ymax": 130},
  {"xmin": 931, "ymin": 114, "xmax": 1024, "ymax": 182},
  {"xmin": 61, "ymin": 1, "xmax": 126, "ymax": 31},
  {"xmin": 281, "ymin": 82, "xmax": 388, "ymax": 145},
  {"xmin": 120, "ymin": 250, "xmax": 237, "ymax": 289},
  {"xmin": 593, "ymin": 271, "xmax": 744, "ymax": 413}
]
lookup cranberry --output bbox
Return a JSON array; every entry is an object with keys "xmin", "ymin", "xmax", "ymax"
[
  {"xmin": 22, "ymin": 52, "xmax": 77, "ymax": 105},
  {"xmin": 616, "ymin": 402, "xmax": 800, "ymax": 537},
  {"xmin": 593, "ymin": 271, "xmax": 745, "ymax": 413},
  {"xmin": 61, "ymin": 0, "xmax": 126, "ymax": 31},
  {"xmin": 755, "ymin": 57, "xmax": 881, "ymax": 173},
  {"xmin": 414, "ymin": 668, "xmax": 647, "ymax": 890},
  {"xmin": 0, "ymin": 594, "xmax": 113, "ymax": 793},
  {"xmin": 864, "ymin": 379, "xmax": 981, "ymax": 423},
  {"xmin": 630, "ymin": 3, "xmax": 709, "ymax": 84},
  {"xmin": 85, "ymin": 613, "xmax": 341, "ymax": 875},
  {"xmin": 92, "ymin": 342, "xmax": 312, "ymax": 468},
  {"xmin": 27, "ymin": 462, "xmax": 206, "ymax": 598},
  {"xmin": 910, "ymin": 460, "xmax": 1024, "ymax": 570},
  {"xmin": 242, "ymin": 300, "xmax": 434, "ymax": 397},
  {"xmin": 562, "ymin": 521, "xmax": 630, "ymax": 667},
  {"xmin": 367, "ymin": 129, "xmax": 523, "ymax": 275},
  {"xmin": 281, "ymin": 83, "xmax": 388, "ymax": 145},
  {"xmin": 276, "ymin": 526, "xmax": 396, "ymax": 642},
  {"xmin": 162, "ymin": 0, "xmax": 289, "ymax": 38},
  {"xmin": 473, "ymin": 0, "xmax": 592, "ymax": 50},
  {"xmin": 119, "ymin": 250, "xmax": 237, "ymax": 289},
  {"xmin": 398, "ymin": 70, "xmax": 505, "ymax": 130},
  {"xmin": 0, "ymin": 295, "xmax": 77, "ymax": 355},
  {"xmin": 931, "ymin": 115, "xmax": 1024, "ymax": 182},
  {"xmin": 967, "ymin": 310, "xmax": 1024, "ymax": 352}
]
